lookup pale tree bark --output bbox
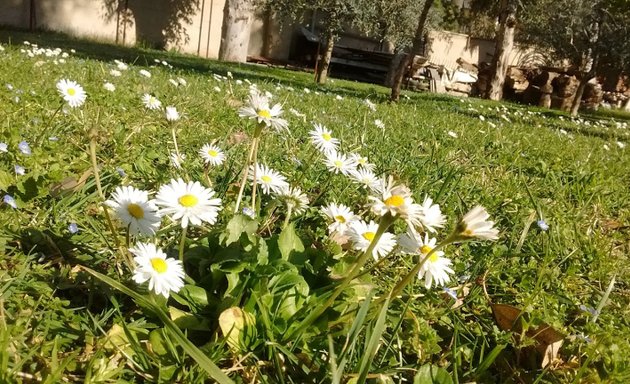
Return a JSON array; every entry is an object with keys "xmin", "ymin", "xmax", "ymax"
[
  {"xmin": 390, "ymin": 0, "xmax": 434, "ymax": 102},
  {"xmin": 486, "ymin": 0, "xmax": 517, "ymax": 101},
  {"xmin": 315, "ymin": 31, "xmax": 335, "ymax": 84},
  {"xmin": 219, "ymin": 0, "xmax": 253, "ymax": 62},
  {"xmin": 570, "ymin": 22, "xmax": 600, "ymax": 117}
]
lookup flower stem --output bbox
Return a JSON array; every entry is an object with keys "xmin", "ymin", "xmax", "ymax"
[
  {"xmin": 250, "ymin": 137, "xmax": 260, "ymax": 212},
  {"xmin": 282, "ymin": 214, "xmax": 395, "ymax": 342},
  {"xmin": 282, "ymin": 204, "xmax": 293, "ymax": 230},
  {"xmin": 178, "ymin": 226, "xmax": 188, "ymax": 262},
  {"xmin": 234, "ymin": 136, "xmax": 258, "ymax": 214}
]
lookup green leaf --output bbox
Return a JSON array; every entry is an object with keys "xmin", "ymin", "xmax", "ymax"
[
  {"xmin": 221, "ymin": 215, "xmax": 258, "ymax": 246},
  {"xmin": 257, "ymin": 238, "xmax": 269, "ymax": 266},
  {"xmin": 278, "ymin": 223, "xmax": 305, "ymax": 261},
  {"xmin": 413, "ymin": 364, "xmax": 453, "ymax": 384},
  {"xmin": 82, "ymin": 267, "xmax": 234, "ymax": 384},
  {"xmin": 356, "ymin": 296, "xmax": 390, "ymax": 384},
  {"xmin": 176, "ymin": 284, "xmax": 209, "ymax": 311},
  {"xmin": 169, "ymin": 307, "xmax": 212, "ymax": 331}
]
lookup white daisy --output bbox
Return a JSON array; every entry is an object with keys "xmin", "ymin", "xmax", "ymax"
[
  {"xmin": 115, "ymin": 60, "xmax": 128, "ymax": 70},
  {"xmin": 417, "ymin": 196, "xmax": 446, "ymax": 233},
  {"xmin": 177, "ymin": 77, "xmax": 187, "ymax": 86},
  {"xmin": 249, "ymin": 164, "xmax": 288, "ymax": 195},
  {"xmin": 321, "ymin": 203, "xmax": 355, "ymax": 236},
  {"xmin": 374, "ymin": 119, "xmax": 385, "ymax": 130},
  {"xmin": 170, "ymin": 152, "xmax": 185, "ymax": 169},
  {"xmin": 110, "ymin": 69, "xmax": 122, "ymax": 77},
  {"xmin": 275, "ymin": 185, "xmax": 309, "ymax": 216},
  {"xmin": 348, "ymin": 220, "xmax": 397, "ymax": 260},
  {"xmin": 350, "ymin": 153, "xmax": 375, "ymax": 171},
  {"xmin": 131, "ymin": 242, "xmax": 184, "ymax": 298},
  {"xmin": 103, "ymin": 82, "xmax": 116, "ymax": 92},
  {"xmin": 168, "ymin": 78, "xmax": 179, "ymax": 87},
  {"xmin": 349, "ymin": 168, "xmax": 380, "ymax": 191},
  {"xmin": 56, "ymin": 79, "xmax": 87, "ymax": 108},
  {"xmin": 398, "ymin": 229, "xmax": 453, "ymax": 289},
  {"xmin": 142, "ymin": 94, "xmax": 161, "ymax": 110},
  {"xmin": 199, "ymin": 143, "xmax": 225, "ymax": 166},
  {"xmin": 309, "ymin": 123, "xmax": 339, "ymax": 153},
  {"xmin": 238, "ymin": 91, "xmax": 288, "ymax": 132},
  {"xmin": 154, "ymin": 178, "xmax": 222, "ymax": 228},
  {"xmin": 369, "ymin": 176, "xmax": 423, "ymax": 227},
  {"xmin": 324, "ymin": 151, "xmax": 357, "ymax": 175},
  {"xmin": 364, "ymin": 99, "xmax": 376, "ymax": 112},
  {"xmin": 139, "ymin": 69, "xmax": 151, "ymax": 78},
  {"xmin": 105, "ymin": 186, "xmax": 162, "ymax": 236},
  {"xmin": 165, "ymin": 106, "xmax": 179, "ymax": 121},
  {"xmin": 453, "ymin": 205, "xmax": 499, "ymax": 241}
]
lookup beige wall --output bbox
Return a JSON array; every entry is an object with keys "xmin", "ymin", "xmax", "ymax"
[{"xmin": 426, "ymin": 30, "xmax": 541, "ymax": 70}]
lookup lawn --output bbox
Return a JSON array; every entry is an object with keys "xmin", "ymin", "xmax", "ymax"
[{"xmin": 1, "ymin": 28, "xmax": 629, "ymax": 384}]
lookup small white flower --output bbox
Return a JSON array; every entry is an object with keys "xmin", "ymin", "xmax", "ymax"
[
  {"xmin": 448, "ymin": 131, "xmax": 458, "ymax": 138},
  {"xmin": 350, "ymin": 168, "xmax": 380, "ymax": 191},
  {"xmin": 309, "ymin": 123, "xmax": 340, "ymax": 154},
  {"xmin": 369, "ymin": 176, "xmax": 423, "ymax": 227},
  {"xmin": 0, "ymin": 143, "xmax": 7, "ymax": 152},
  {"xmin": 249, "ymin": 164, "xmax": 288, "ymax": 194},
  {"xmin": 103, "ymin": 82, "xmax": 116, "ymax": 92},
  {"xmin": 14, "ymin": 165, "xmax": 25, "ymax": 175},
  {"xmin": 139, "ymin": 69, "xmax": 151, "ymax": 78},
  {"xmin": 417, "ymin": 196, "xmax": 446, "ymax": 233},
  {"xmin": 275, "ymin": 185, "xmax": 309, "ymax": 216},
  {"xmin": 364, "ymin": 99, "xmax": 376, "ymax": 112},
  {"xmin": 350, "ymin": 153, "xmax": 375, "ymax": 171},
  {"xmin": 169, "ymin": 78, "xmax": 179, "ymax": 87},
  {"xmin": 321, "ymin": 203, "xmax": 356, "ymax": 236},
  {"xmin": 617, "ymin": 141, "xmax": 626, "ymax": 149},
  {"xmin": 170, "ymin": 152, "xmax": 185, "ymax": 169},
  {"xmin": 348, "ymin": 220, "xmax": 397, "ymax": 260},
  {"xmin": 374, "ymin": 119, "xmax": 385, "ymax": 130},
  {"xmin": 110, "ymin": 69, "xmax": 122, "ymax": 77},
  {"xmin": 131, "ymin": 242, "xmax": 185, "ymax": 298},
  {"xmin": 455, "ymin": 206, "xmax": 499, "ymax": 241},
  {"xmin": 154, "ymin": 178, "xmax": 222, "ymax": 228},
  {"xmin": 398, "ymin": 229, "xmax": 453, "ymax": 289},
  {"xmin": 165, "ymin": 106, "xmax": 180, "ymax": 121},
  {"xmin": 324, "ymin": 151, "xmax": 357, "ymax": 175},
  {"xmin": 177, "ymin": 77, "xmax": 187, "ymax": 86},
  {"xmin": 56, "ymin": 79, "xmax": 87, "ymax": 108},
  {"xmin": 238, "ymin": 91, "xmax": 288, "ymax": 132},
  {"xmin": 105, "ymin": 186, "xmax": 162, "ymax": 236},
  {"xmin": 199, "ymin": 143, "xmax": 225, "ymax": 166},
  {"xmin": 142, "ymin": 93, "xmax": 162, "ymax": 110}
]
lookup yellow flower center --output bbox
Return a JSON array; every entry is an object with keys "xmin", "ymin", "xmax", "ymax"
[
  {"xmin": 429, "ymin": 253, "xmax": 439, "ymax": 263},
  {"xmin": 127, "ymin": 203, "xmax": 144, "ymax": 219},
  {"xmin": 463, "ymin": 229, "xmax": 473, "ymax": 237},
  {"xmin": 257, "ymin": 109, "xmax": 271, "ymax": 119},
  {"xmin": 178, "ymin": 194, "xmax": 198, "ymax": 207},
  {"xmin": 261, "ymin": 175, "xmax": 272, "ymax": 183},
  {"xmin": 67, "ymin": 88, "xmax": 76, "ymax": 96},
  {"xmin": 334, "ymin": 160, "xmax": 343, "ymax": 168},
  {"xmin": 335, "ymin": 215, "xmax": 346, "ymax": 223},
  {"xmin": 420, "ymin": 245, "xmax": 433, "ymax": 255},
  {"xmin": 208, "ymin": 149, "xmax": 218, "ymax": 157},
  {"xmin": 322, "ymin": 133, "xmax": 332, "ymax": 141},
  {"xmin": 384, "ymin": 195, "xmax": 405, "ymax": 207},
  {"xmin": 150, "ymin": 258, "xmax": 168, "ymax": 274},
  {"xmin": 362, "ymin": 232, "xmax": 375, "ymax": 241},
  {"xmin": 358, "ymin": 158, "xmax": 367, "ymax": 165}
]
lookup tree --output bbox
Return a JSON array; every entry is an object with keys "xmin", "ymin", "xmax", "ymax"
[
  {"xmin": 520, "ymin": 0, "xmax": 630, "ymax": 116},
  {"xmin": 486, "ymin": 0, "xmax": 517, "ymax": 100},
  {"xmin": 389, "ymin": 0, "xmax": 435, "ymax": 102},
  {"xmin": 258, "ymin": 0, "xmax": 360, "ymax": 84},
  {"xmin": 219, "ymin": 0, "xmax": 254, "ymax": 62}
]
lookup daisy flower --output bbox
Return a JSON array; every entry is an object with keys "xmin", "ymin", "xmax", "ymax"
[
  {"xmin": 369, "ymin": 176, "xmax": 422, "ymax": 226},
  {"xmin": 321, "ymin": 203, "xmax": 355, "ymax": 235},
  {"xmin": 105, "ymin": 185, "xmax": 162, "ymax": 236},
  {"xmin": 154, "ymin": 179, "xmax": 222, "ymax": 228},
  {"xmin": 349, "ymin": 168, "xmax": 380, "ymax": 191},
  {"xmin": 453, "ymin": 205, "xmax": 499, "ymax": 241},
  {"xmin": 103, "ymin": 82, "xmax": 116, "ymax": 92},
  {"xmin": 165, "ymin": 106, "xmax": 180, "ymax": 121},
  {"xmin": 56, "ymin": 79, "xmax": 87, "ymax": 107},
  {"xmin": 249, "ymin": 164, "xmax": 288, "ymax": 195},
  {"xmin": 0, "ymin": 143, "xmax": 7, "ymax": 152},
  {"xmin": 398, "ymin": 229, "xmax": 453, "ymax": 289},
  {"xmin": 374, "ymin": 119, "xmax": 385, "ymax": 130},
  {"xmin": 238, "ymin": 91, "xmax": 288, "ymax": 132},
  {"xmin": 348, "ymin": 220, "xmax": 397, "ymax": 260},
  {"xmin": 139, "ymin": 69, "xmax": 151, "ymax": 78},
  {"xmin": 18, "ymin": 141, "xmax": 31, "ymax": 155},
  {"xmin": 275, "ymin": 185, "xmax": 309, "ymax": 216},
  {"xmin": 170, "ymin": 152, "xmax": 185, "ymax": 169},
  {"xmin": 3, "ymin": 194, "xmax": 17, "ymax": 209},
  {"xmin": 199, "ymin": 143, "xmax": 225, "ymax": 166},
  {"xmin": 350, "ymin": 153, "xmax": 375, "ymax": 171},
  {"xmin": 110, "ymin": 69, "xmax": 122, "ymax": 77},
  {"xmin": 142, "ymin": 93, "xmax": 161, "ymax": 110},
  {"xmin": 417, "ymin": 196, "xmax": 446, "ymax": 233},
  {"xmin": 364, "ymin": 99, "xmax": 376, "ymax": 112},
  {"xmin": 324, "ymin": 151, "xmax": 357, "ymax": 175},
  {"xmin": 131, "ymin": 242, "xmax": 184, "ymax": 298},
  {"xmin": 14, "ymin": 165, "xmax": 25, "ymax": 175},
  {"xmin": 309, "ymin": 123, "xmax": 340, "ymax": 153}
]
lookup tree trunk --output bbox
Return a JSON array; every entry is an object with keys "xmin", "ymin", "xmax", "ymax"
[
  {"xmin": 570, "ymin": 76, "xmax": 590, "ymax": 116},
  {"xmin": 390, "ymin": 0, "xmax": 434, "ymax": 102},
  {"xmin": 219, "ymin": 0, "xmax": 253, "ymax": 62},
  {"xmin": 261, "ymin": 9, "xmax": 273, "ymax": 58},
  {"xmin": 486, "ymin": 0, "xmax": 517, "ymax": 101},
  {"xmin": 316, "ymin": 32, "xmax": 335, "ymax": 84}
]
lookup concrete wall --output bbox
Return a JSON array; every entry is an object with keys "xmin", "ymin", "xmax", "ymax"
[{"xmin": 426, "ymin": 30, "xmax": 543, "ymax": 69}]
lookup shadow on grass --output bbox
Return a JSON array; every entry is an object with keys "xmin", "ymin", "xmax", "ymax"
[{"xmin": 0, "ymin": 26, "xmax": 393, "ymax": 101}]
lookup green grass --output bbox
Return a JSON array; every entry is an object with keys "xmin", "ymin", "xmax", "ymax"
[{"xmin": 1, "ymin": 28, "xmax": 629, "ymax": 383}]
